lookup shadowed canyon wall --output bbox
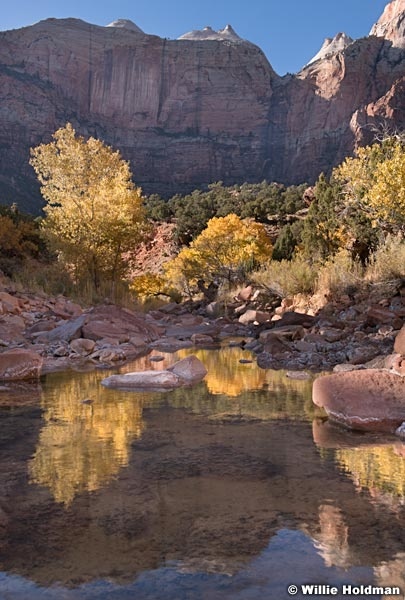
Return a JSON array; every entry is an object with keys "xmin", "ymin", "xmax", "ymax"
[{"xmin": 0, "ymin": 1, "xmax": 405, "ymax": 211}]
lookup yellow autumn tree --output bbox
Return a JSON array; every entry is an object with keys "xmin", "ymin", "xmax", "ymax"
[
  {"xmin": 165, "ymin": 214, "xmax": 272, "ymax": 296},
  {"xmin": 30, "ymin": 123, "xmax": 147, "ymax": 291},
  {"xmin": 335, "ymin": 138, "xmax": 405, "ymax": 234}
]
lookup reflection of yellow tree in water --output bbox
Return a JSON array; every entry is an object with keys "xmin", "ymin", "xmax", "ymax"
[
  {"xmin": 172, "ymin": 347, "xmax": 315, "ymax": 420},
  {"xmin": 336, "ymin": 445, "xmax": 405, "ymax": 501},
  {"xmin": 177, "ymin": 346, "xmax": 313, "ymax": 400},
  {"xmin": 178, "ymin": 346, "xmax": 267, "ymax": 397},
  {"xmin": 29, "ymin": 371, "xmax": 145, "ymax": 505}
]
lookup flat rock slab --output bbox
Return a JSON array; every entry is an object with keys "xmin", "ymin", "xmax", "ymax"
[
  {"xmin": 313, "ymin": 369, "xmax": 405, "ymax": 432},
  {"xmin": 36, "ymin": 315, "xmax": 86, "ymax": 343},
  {"xmin": 0, "ymin": 349, "xmax": 43, "ymax": 381},
  {"xmin": 102, "ymin": 355, "xmax": 207, "ymax": 390},
  {"xmin": 102, "ymin": 370, "xmax": 181, "ymax": 390}
]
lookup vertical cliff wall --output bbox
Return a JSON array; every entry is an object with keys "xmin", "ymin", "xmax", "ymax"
[{"xmin": 0, "ymin": 1, "xmax": 405, "ymax": 212}]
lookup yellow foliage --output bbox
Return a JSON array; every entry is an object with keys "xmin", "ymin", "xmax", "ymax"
[
  {"xmin": 336, "ymin": 445, "xmax": 405, "ymax": 501},
  {"xmin": 131, "ymin": 273, "xmax": 166, "ymax": 297},
  {"xmin": 130, "ymin": 272, "xmax": 180, "ymax": 302},
  {"xmin": 165, "ymin": 214, "xmax": 272, "ymax": 294},
  {"xmin": 29, "ymin": 371, "xmax": 144, "ymax": 505},
  {"xmin": 335, "ymin": 140, "xmax": 405, "ymax": 232},
  {"xmin": 30, "ymin": 123, "xmax": 147, "ymax": 290}
]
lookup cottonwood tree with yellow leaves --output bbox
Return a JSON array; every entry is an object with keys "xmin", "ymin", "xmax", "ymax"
[
  {"xmin": 165, "ymin": 214, "xmax": 272, "ymax": 297},
  {"xmin": 30, "ymin": 123, "xmax": 147, "ymax": 293},
  {"xmin": 335, "ymin": 137, "xmax": 405, "ymax": 235}
]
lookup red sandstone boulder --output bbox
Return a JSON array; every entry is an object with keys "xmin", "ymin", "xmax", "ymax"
[
  {"xmin": 313, "ymin": 370, "xmax": 405, "ymax": 432},
  {"xmin": 82, "ymin": 305, "xmax": 160, "ymax": 343},
  {"xmin": 394, "ymin": 325, "xmax": 405, "ymax": 355},
  {"xmin": 0, "ymin": 292, "xmax": 21, "ymax": 314},
  {"xmin": 167, "ymin": 355, "xmax": 208, "ymax": 382},
  {"xmin": 0, "ymin": 349, "xmax": 43, "ymax": 381}
]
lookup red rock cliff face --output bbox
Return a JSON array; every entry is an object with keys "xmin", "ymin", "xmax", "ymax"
[
  {"xmin": 0, "ymin": 1, "xmax": 405, "ymax": 212},
  {"xmin": 0, "ymin": 19, "xmax": 276, "ymax": 210}
]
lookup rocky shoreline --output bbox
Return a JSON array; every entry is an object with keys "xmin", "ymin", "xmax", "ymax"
[{"xmin": 0, "ymin": 281, "xmax": 404, "ymax": 435}]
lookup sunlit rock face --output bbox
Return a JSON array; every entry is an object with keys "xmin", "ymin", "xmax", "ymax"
[
  {"xmin": 178, "ymin": 24, "xmax": 243, "ymax": 42},
  {"xmin": 306, "ymin": 33, "xmax": 354, "ymax": 65},
  {"xmin": 106, "ymin": 19, "xmax": 144, "ymax": 33},
  {"xmin": 370, "ymin": 0, "xmax": 405, "ymax": 48},
  {"xmin": 0, "ymin": 0, "xmax": 405, "ymax": 211}
]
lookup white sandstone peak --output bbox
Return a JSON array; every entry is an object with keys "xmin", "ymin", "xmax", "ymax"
[
  {"xmin": 106, "ymin": 19, "xmax": 144, "ymax": 34},
  {"xmin": 307, "ymin": 32, "xmax": 354, "ymax": 65},
  {"xmin": 178, "ymin": 24, "xmax": 243, "ymax": 42}
]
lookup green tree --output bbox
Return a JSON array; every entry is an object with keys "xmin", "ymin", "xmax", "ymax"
[
  {"xmin": 30, "ymin": 124, "xmax": 147, "ymax": 292},
  {"xmin": 301, "ymin": 174, "xmax": 343, "ymax": 260},
  {"xmin": 272, "ymin": 224, "xmax": 296, "ymax": 261},
  {"xmin": 0, "ymin": 204, "xmax": 47, "ymax": 276}
]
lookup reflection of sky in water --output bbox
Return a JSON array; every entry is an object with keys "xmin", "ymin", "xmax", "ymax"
[
  {"xmin": 0, "ymin": 345, "xmax": 404, "ymax": 598},
  {"xmin": 0, "ymin": 530, "xmax": 381, "ymax": 600}
]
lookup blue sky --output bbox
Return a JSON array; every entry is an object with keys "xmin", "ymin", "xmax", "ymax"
[{"xmin": 2, "ymin": 0, "xmax": 390, "ymax": 74}]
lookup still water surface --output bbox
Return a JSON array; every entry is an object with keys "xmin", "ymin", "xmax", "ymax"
[{"xmin": 0, "ymin": 345, "xmax": 404, "ymax": 599}]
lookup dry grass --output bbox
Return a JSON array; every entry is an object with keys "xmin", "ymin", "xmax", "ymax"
[
  {"xmin": 252, "ymin": 256, "xmax": 317, "ymax": 297},
  {"xmin": 316, "ymin": 250, "xmax": 363, "ymax": 296},
  {"xmin": 364, "ymin": 235, "xmax": 405, "ymax": 282}
]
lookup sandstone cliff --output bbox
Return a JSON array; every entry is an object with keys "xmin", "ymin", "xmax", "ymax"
[{"xmin": 0, "ymin": 1, "xmax": 404, "ymax": 212}]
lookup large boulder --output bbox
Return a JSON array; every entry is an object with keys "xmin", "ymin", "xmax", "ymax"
[
  {"xmin": 0, "ymin": 349, "xmax": 43, "ymax": 381},
  {"xmin": 36, "ymin": 315, "xmax": 86, "ymax": 343},
  {"xmin": 82, "ymin": 305, "xmax": 160, "ymax": 343},
  {"xmin": 273, "ymin": 311, "xmax": 316, "ymax": 328},
  {"xmin": 313, "ymin": 370, "xmax": 405, "ymax": 432}
]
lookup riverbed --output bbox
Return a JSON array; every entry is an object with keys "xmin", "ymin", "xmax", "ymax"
[{"xmin": 0, "ymin": 345, "xmax": 404, "ymax": 599}]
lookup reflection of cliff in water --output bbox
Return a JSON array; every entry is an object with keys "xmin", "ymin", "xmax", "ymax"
[
  {"xmin": 0, "ymin": 352, "xmax": 404, "ymax": 595},
  {"xmin": 1, "ymin": 400, "xmax": 405, "ymax": 590}
]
